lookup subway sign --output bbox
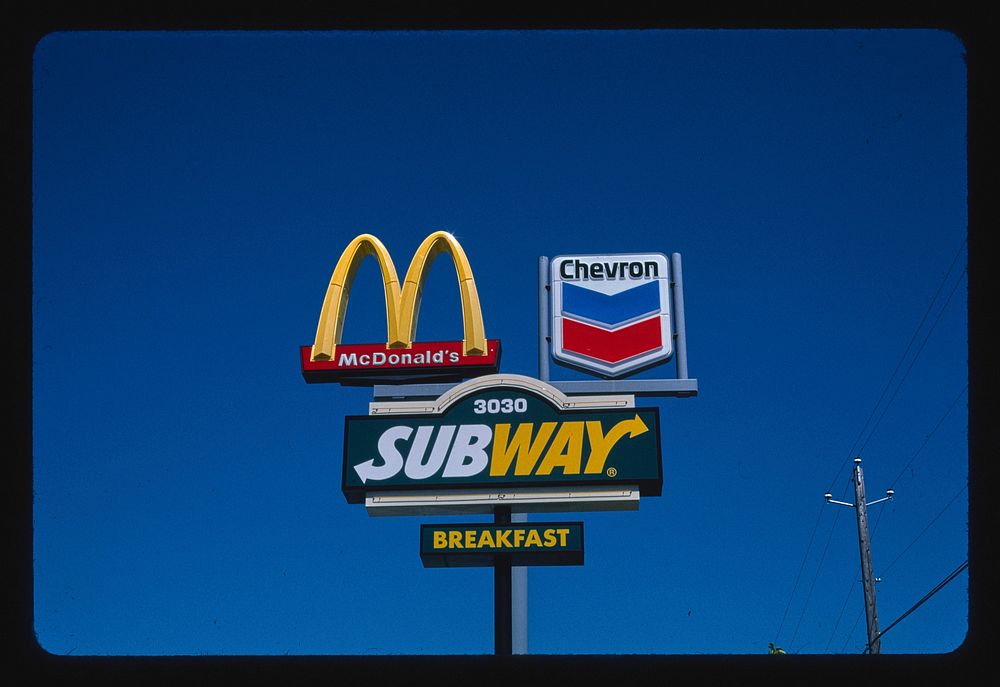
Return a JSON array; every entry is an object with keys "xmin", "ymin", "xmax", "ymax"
[
  {"xmin": 301, "ymin": 231, "xmax": 501, "ymax": 384},
  {"xmin": 551, "ymin": 253, "xmax": 673, "ymax": 378},
  {"xmin": 342, "ymin": 375, "xmax": 662, "ymax": 504},
  {"xmin": 420, "ymin": 522, "xmax": 584, "ymax": 568}
]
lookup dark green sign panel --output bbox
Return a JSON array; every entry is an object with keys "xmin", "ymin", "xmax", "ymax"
[
  {"xmin": 342, "ymin": 385, "xmax": 662, "ymax": 503},
  {"xmin": 420, "ymin": 522, "xmax": 585, "ymax": 568}
]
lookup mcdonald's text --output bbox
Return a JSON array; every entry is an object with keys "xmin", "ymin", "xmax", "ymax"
[{"xmin": 301, "ymin": 339, "xmax": 501, "ymax": 383}]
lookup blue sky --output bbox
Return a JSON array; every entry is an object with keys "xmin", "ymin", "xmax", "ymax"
[{"xmin": 30, "ymin": 29, "xmax": 971, "ymax": 657}]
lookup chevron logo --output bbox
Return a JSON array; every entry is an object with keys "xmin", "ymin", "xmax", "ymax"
[{"xmin": 550, "ymin": 253, "xmax": 673, "ymax": 378}]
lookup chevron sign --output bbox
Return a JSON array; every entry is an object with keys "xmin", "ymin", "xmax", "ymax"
[{"xmin": 550, "ymin": 253, "xmax": 673, "ymax": 377}]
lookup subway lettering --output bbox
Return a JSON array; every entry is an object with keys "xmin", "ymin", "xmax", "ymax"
[{"xmin": 352, "ymin": 415, "xmax": 649, "ymax": 484}]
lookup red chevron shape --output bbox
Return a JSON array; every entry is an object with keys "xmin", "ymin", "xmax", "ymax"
[{"xmin": 561, "ymin": 316, "xmax": 662, "ymax": 363}]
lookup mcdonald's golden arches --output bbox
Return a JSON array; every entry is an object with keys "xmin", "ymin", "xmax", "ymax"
[{"xmin": 300, "ymin": 231, "xmax": 501, "ymax": 384}]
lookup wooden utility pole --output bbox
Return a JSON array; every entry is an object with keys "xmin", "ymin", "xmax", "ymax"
[{"xmin": 825, "ymin": 457, "xmax": 894, "ymax": 654}]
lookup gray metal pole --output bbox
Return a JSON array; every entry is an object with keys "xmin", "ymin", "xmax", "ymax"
[
  {"xmin": 507, "ymin": 256, "xmax": 552, "ymax": 656},
  {"xmin": 852, "ymin": 458, "xmax": 882, "ymax": 655},
  {"xmin": 670, "ymin": 253, "xmax": 689, "ymax": 381},
  {"xmin": 538, "ymin": 256, "xmax": 551, "ymax": 383},
  {"xmin": 511, "ymin": 512, "xmax": 527, "ymax": 654}
]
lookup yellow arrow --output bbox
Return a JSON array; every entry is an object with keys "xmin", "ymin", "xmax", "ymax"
[{"xmin": 583, "ymin": 414, "xmax": 649, "ymax": 475}]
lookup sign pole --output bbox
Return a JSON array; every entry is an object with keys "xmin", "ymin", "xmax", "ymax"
[
  {"xmin": 506, "ymin": 256, "xmax": 554, "ymax": 655},
  {"xmin": 510, "ymin": 535, "xmax": 527, "ymax": 654},
  {"xmin": 669, "ymin": 252, "xmax": 689, "ymax": 380},
  {"xmin": 494, "ymin": 504, "xmax": 513, "ymax": 655},
  {"xmin": 538, "ymin": 256, "xmax": 551, "ymax": 383}
]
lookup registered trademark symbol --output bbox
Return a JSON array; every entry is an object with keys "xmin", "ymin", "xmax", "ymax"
[{"xmin": 606, "ymin": 467, "xmax": 617, "ymax": 477}]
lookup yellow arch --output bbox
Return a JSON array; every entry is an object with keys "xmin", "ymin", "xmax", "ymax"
[
  {"xmin": 310, "ymin": 234, "xmax": 403, "ymax": 361},
  {"xmin": 397, "ymin": 231, "xmax": 487, "ymax": 357},
  {"xmin": 310, "ymin": 231, "xmax": 488, "ymax": 361}
]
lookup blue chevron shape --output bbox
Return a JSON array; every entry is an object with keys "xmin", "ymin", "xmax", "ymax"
[{"xmin": 561, "ymin": 280, "xmax": 662, "ymax": 328}]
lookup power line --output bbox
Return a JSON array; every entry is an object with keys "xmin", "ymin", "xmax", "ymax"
[
  {"xmin": 825, "ymin": 238, "xmax": 967, "ymax": 494},
  {"xmin": 835, "ymin": 387, "xmax": 968, "ymax": 650},
  {"xmin": 788, "ymin": 505, "xmax": 842, "ymax": 651},
  {"xmin": 881, "ymin": 483, "xmax": 967, "ymax": 577},
  {"xmin": 826, "ymin": 568, "xmax": 856, "ymax": 652},
  {"xmin": 789, "ymin": 469, "xmax": 871, "ymax": 651},
  {"xmin": 778, "ymin": 236, "xmax": 967, "ymax": 651},
  {"xmin": 840, "ymin": 482, "xmax": 966, "ymax": 652},
  {"xmin": 842, "ymin": 603, "xmax": 867, "ymax": 653},
  {"xmin": 862, "ymin": 560, "xmax": 969, "ymax": 654},
  {"xmin": 889, "ymin": 383, "xmax": 968, "ymax": 488},
  {"xmin": 855, "ymin": 266, "xmax": 966, "ymax": 458},
  {"xmin": 773, "ymin": 502, "xmax": 826, "ymax": 643},
  {"xmin": 779, "ymin": 461, "xmax": 858, "ymax": 649},
  {"xmin": 826, "ymin": 397, "xmax": 962, "ymax": 653}
]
